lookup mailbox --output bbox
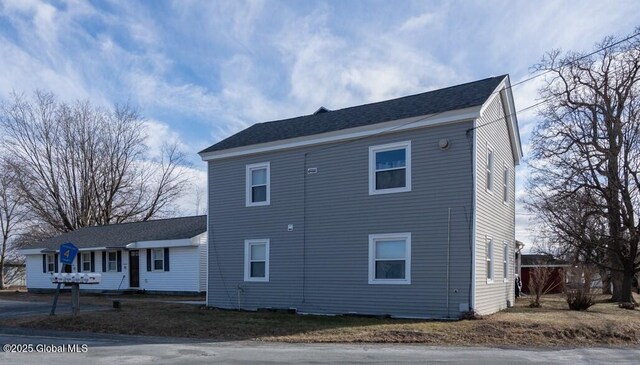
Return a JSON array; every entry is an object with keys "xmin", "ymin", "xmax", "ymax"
[{"xmin": 51, "ymin": 273, "xmax": 101, "ymax": 284}]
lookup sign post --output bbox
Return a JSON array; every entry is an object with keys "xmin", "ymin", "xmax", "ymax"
[{"xmin": 50, "ymin": 242, "xmax": 79, "ymax": 316}]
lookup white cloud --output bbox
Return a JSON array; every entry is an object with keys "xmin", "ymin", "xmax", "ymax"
[{"xmin": 398, "ymin": 12, "xmax": 442, "ymax": 32}]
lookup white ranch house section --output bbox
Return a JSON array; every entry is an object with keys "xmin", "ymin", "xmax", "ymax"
[{"xmin": 20, "ymin": 216, "xmax": 207, "ymax": 294}]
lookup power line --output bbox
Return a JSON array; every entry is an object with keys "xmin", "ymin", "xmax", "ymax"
[
  {"xmin": 508, "ymin": 30, "xmax": 640, "ymax": 91},
  {"xmin": 468, "ymin": 59, "xmax": 637, "ymax": 133},
  {"xmin": 307, "ymin": 29, "xmax": 640, "ymax": 156}
]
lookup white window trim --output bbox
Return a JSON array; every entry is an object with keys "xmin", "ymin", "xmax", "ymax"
[
  {"xmin": 152, "ymin": 248, "xmax": 165, "ymax": 272},
  {"xmin": 46, "ymin": 253, "xmax": 55, "ymax": 273},
  {"xmin": 81, "ymin": 252, "xmax": 91, "ymax": 272},
  {"xmin": 244, "ymin": 239, "xmax": 270, "ymax": 282},
  {"xmin": 486, "ymin": 143, "xmax": 494, "ymax": 193},
  {"xmin": 503, "ymin": 164, "xmax": 509, "ymax": 205},
  {"xmin": 368, "ymin": 141, "xmax": 412, "ymax": 195},
  {"xmin": 246, "ymin": 162, "xmax": 271, "ymax": 207},
  {"xmin": 368, "ymin": 233, "xmax": 411, "ymax": 284},
  {"xmin": 486, "ymin": 236, "xmax": 494, "ymax": 283},
  {"xmin": 503, "ymin": 242, "xmax": 509, "ymax": 282},
  {"xmin": 107, "ymin": 250, "xmax": 118, "ymax": 272}
]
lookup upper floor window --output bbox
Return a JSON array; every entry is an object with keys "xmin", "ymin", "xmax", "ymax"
[
  {"xmin": 486, "ymin": 236, "xmax": 494, "ymax": 283},
  {"xmin": 246, "ymin": 162, "xmax": 270, "ymax": 207},
  {"xmin": 369, "ymin": 141, "xmax": 411, "ymax": 195},
  {"xmin": 503, "ymin": 165, "xmax": 510, "ymax": 204},
  {"xmin": 368, "ymin": 233, "xmax": 411, "ymax": 284},
  {"xmin": 486, "ymin": 144, "xmax": 494, "ymax": 192},
  {"xmin": 244, "ymin": 239, "xmax": 269, "ymax": 282}
]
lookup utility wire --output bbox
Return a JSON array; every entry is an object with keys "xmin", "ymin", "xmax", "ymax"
[
  {"xmin": 468, "ymin": 60, "xmax": 637, "ymax": 133},
  {"xmin": 307, "ymin": 29, "xmax": 640, "ymax": 156}
]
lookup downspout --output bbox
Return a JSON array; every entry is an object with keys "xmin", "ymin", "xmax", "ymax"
[
  {"xmin": 302, "ymin": 152, "xmax": 308, "ymax": 304},
  {"xmin": 468, "ymin": 121, "xmax": 477, "ymax": 313},
  {"xmin": 446, "ymin": 207, "xmax": 451, "ymax": 318}
]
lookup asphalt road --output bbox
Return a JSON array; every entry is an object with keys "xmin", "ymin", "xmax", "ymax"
[
  {"xmin": 0, "ymin": 327, "xmax": 639, "ymax": 364},
  {"xmin": 0, "ymin": 299, "xmax": 106, "ymax": 319}
]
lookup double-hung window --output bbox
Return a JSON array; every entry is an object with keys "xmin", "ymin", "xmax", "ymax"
[
  {"xmin": 503, "ymin": 242, "xmax": 509, "ymax": 281},
  {"xmin": 503, "ymin": 165, "xmax": 509, "ymax": 204},
  {"xmin": 486, "ymin": 144, "xmax": 494, "ymax": 192},
  {"xmin": 369, "ymin": 141, "xmax": 411, "ymax": 195},
  {"xmin": 246, "ymin": 162, "xmax": 270, "ymax": 206},
  {"xmin": 152, "ymin": 248, "xmax": 164, "ymax": 271},
  {"xmin": 107, "ymin": 251, "xmax": 118, "ymax": 272},
  {"xmin": 244, "ymin": 239, "xmax": 269, "ymax": 282},
  {"xmin": 368, "ymin": 233, "xmax": 411, "ymax": 284},
  {"xmin": 46, "ymin": 254, "xmax": 56, "ymax": 273},
  {"xmin": 81, "ymin": 252, "xmax": 91, "ymax": 272},
  {"xmin": 486, "ymin": 236, "xmax": 494, "ymax": 283}
]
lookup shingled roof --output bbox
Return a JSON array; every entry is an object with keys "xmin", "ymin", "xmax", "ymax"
[
  {"xmin": 521, "ymin": 254, "xmax": 570, "ymax": 267},
  {"xmin": 200, "ymin": 75, "xmax": 507, "ymax": 154},
  {"xmin": 26, "ymin": 215, "xmax": 207, "ymax": 251}
]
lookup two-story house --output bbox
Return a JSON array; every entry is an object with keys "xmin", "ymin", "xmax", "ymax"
[{"xmin": 199, "ymin": 75, "xmax": 522, "ymax": 318}]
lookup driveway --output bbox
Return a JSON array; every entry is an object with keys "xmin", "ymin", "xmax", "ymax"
[
  {"xmin": 0, "ymin": 327, "xmax": 638, "ymax": 364},
  {"xmin": 0, "ymin": 299, "xmax": 106, "ymax": 319}
]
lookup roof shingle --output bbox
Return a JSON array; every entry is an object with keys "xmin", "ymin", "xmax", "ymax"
[
  {"xmin": 200, "ymin": 75, "xmax": 507, "ymax": 154},
  {"xmin": 27, "ymin": 215, "xmax": 207, "ymax": 251}
]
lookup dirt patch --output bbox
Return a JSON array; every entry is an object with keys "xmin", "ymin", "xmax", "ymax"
[{"xmin": 1, "ymin": 292, "xmax": 639, "ymax": 346}]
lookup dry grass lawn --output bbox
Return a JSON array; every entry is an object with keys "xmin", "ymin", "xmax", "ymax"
[{"xmin": 1, "ymin": 291, "xmax": 639, "ymax": 347}]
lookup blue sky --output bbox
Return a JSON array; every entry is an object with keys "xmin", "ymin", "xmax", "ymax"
[{"xmin": 1, "ymin": 0, "xmax": 639, "ymax": 248}]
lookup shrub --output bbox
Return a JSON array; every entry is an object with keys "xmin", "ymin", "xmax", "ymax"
[{"xmin": 566, "ymin": 288, "xmax": 595, "ymax": 311}]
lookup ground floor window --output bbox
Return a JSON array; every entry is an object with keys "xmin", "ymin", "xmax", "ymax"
[
  {"xmin": 368, "ymin": 233, "xmax": 411, "ymax": 284},
  {"xmin": 46, "ymin": 254, "xmax": 55, "ymax": 273},
  {"xmin": 244, "ymin": 239, "xmax": 269, "ymax": 282},
  {"xmin": 82, "ymin": 252, "xmax": 92, "ymax": 272},
  {"xmin": 107, "ymin": 251, "xmax": 118, "ymax": 272},
  {"xmin": 152, "ymin": 248, "xmax": 164, "ymax": 271}
]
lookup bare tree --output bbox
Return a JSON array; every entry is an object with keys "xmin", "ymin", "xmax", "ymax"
[
  {"xmin": 526, "ymin": 28, "xmax": 640, "ymax": 304},
  {"xmin": 0, "ymin": 162, "xmax": 27, "ymax": 289},
  {"xmin": 528, "ymin": 264, "xmax": 564, "ymax": 307},
  {"xmin": 0, "ymin": 91, "xmax": 192, "ymax": 234}
]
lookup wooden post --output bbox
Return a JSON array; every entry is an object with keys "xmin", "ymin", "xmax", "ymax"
[
  {"xmin": 71, "ymin": 283, "xmax": 80, "ymax": 316},
  {"xmin": 50, "ymin": 264, "xmax": 66, "ymax": 316}
]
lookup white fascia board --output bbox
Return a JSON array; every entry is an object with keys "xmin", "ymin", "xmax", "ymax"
[
  {"xmin": 521, "ymin": 264, "xmax": 571, "ymax": 268},
  {"xmin": 200, "ymin": 106, "xmax": 482, "ymax": 161},
  {"xmin": 17, "ymin": 248, "xmax": 47, "ymax": 255},
  {"xmin": 190, "ymin": 232, "xmax": 207, "ymax": 245},
  {"xmin": 126, "ymin": 239, "xmax": 196, "ymax": 249},
  {"xmin": 479, "ymin": 76, "xmax": 523, "ymax": 166}
]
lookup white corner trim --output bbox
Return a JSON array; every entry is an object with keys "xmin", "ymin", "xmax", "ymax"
[
  {"xmin": 368, "ymin": 232, "xmax": 412, "ymax": 285},
  {"xmin": 200, "ymin": 107, "xmax": 481, "ymax": 161},
  {"xmin": 245, "ymin": 162, "xmax": 271, "ymax": 207},
  {"xmin": 470, "ymin": 118, "xmax": 477, "ymax": 311},
  {"xmin": 368, "ymin": 141, "xmax": 412, "ymax": 195}
]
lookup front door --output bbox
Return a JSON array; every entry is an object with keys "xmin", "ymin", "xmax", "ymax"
[{"xmin": 129, "ymin": 250, "xmax": 139, "ymax": 288}]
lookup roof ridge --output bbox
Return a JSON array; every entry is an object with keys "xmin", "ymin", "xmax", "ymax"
[
  {"xmin": 258, "ymin": 75, "xmax": 507, "ymax": 126},
  {"xmin": 74, "ymin": 215, "xmax": 207, "ymax": 230}
]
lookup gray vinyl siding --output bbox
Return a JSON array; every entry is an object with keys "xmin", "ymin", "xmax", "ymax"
[
  {"xmin": 473, "ymin": 94, "xmax": 516, "ymax": 315},
  {"xmin": 208, "ymin": 120, "xmax": 475, "ymax": 318}
]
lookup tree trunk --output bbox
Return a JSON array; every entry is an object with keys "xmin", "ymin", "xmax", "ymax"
[
  {"xmin": 611, "ymin": 269, "xmax": 635, "ymax": 303},
  {"xmin": 600, "ymin": 268, "xmax": 612, "ymax": 295},
  {"xmin": 0, "ymin": 236, "xmax": 6, "ymax": 290}
]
